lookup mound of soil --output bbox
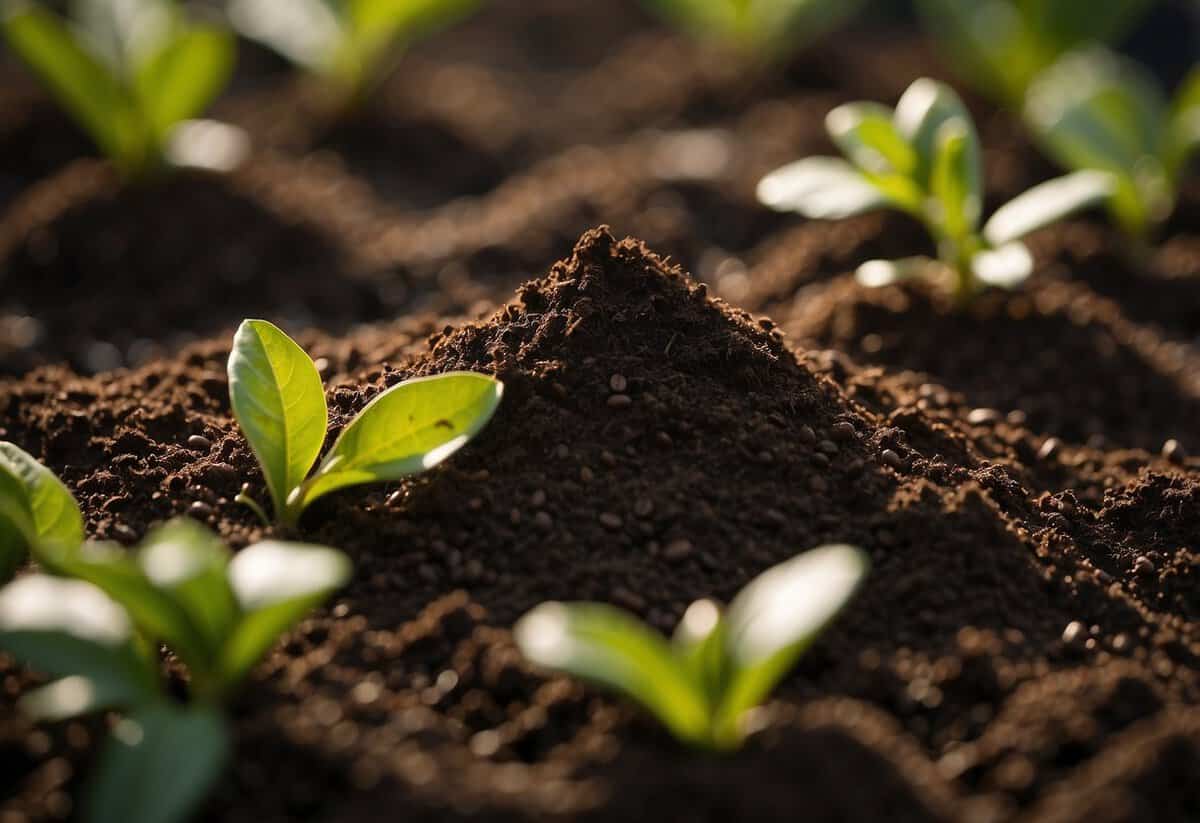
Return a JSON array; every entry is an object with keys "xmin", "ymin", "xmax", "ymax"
[{"xmin": 2, "ymin": 229, "xmax": 1197, "ymax": 822}]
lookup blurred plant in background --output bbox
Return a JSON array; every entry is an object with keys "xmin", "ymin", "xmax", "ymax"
[
  {"xmin": 0, "ymin": 0, "xmax": 238, "ymax": 178},
  {"xmin": 227, "ymin": 0, "xmax": 481, "ymax": 110},
  {"xmin": 640, "ymin": 0, "xmax": 864, "ymax": 61}
]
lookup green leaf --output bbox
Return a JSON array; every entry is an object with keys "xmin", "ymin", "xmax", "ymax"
[
  {"xmin": 135, "ymin": 22, "xmax": 234, "ymax": 149},
  {"xmin": 855, "ymin": 257, "xmax": 935, "ymax": 288},
  {"xmin": 335, "ymin": 0, "xmax": 480, "ymax": 90},
  {"xmin": 1, "ymin": 3, "xmax": 140, "ymax": 168},
  {"xmin": 641, "ymin": 0, "xmax": 864, "ymax": 57},
  {"xmin": 294, "ymin": 372, "xmax": 503, "ymax": 515},
  {"xmin": 0, "ymin": 575, "xmax": 157, "ymax": 719},
  {"xmin": 971, "ymin": 241, "xmax": 1034, "ymax": 289},
  {"xmin": 984, "ymin": 170, "xmax": 1113, "ymax": 245},
  {"xmin": 0, "ymin": 441, "xmax": 84, "ymax": 551},
  {"xmin": 137, "ymin": 519, "xmax": 237, "ymax": 664},
  {"xmin": 1016, "ymin": 0, "xmax": 1152, "ymax": 55},
  {"xmin": 514, "ymin": 601, "xmax": 712, "ymax": 746},
  {"xmin": 756, "ymin": 157, "xmax": 888, "ymax": 218},
  {"xmin": 84, "ymin": 702, "xmax": 230, "ymax": 823},
  {"xmin": 893, "ymin": 77, "xmax": 981, "ymax": 193},
  {"xmin": 227, "ymin": 320, "xmax": 328, "ymax": 525},
  {"xmin": 226, "ymin": 0, "xmax": 343, "ymax": 73},
  {"xmin": 930, "ymin": 119, "xmax": 982, "ymax": 239},
  {"xmin": 711, "ymin": 545, "xmax": 867, "ymax": 747},
  {"xmin": 40, "ymin": 541, "xmax": 213, "ymax": 677},
  {"xmin": 219, "ymin": 540, "xmax": 350, "ymax": 690},
  {"xmin": 826, "ymin": 102, "xmax": 917, "ymax": 177},
  {"xmin": 1164, "ymin": 66, "xmax": 1200, "ymax": 181},
  {"xmin": 671, "ymin": 599, "xmax": 727, "ymax": 705}
]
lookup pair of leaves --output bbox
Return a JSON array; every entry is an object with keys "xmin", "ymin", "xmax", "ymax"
[
  {"xmin": 31, "ymin": 518, "xmax": 351, "ymax": 700},
  {"xmin": 1026, "ymin": 47, "xmax": 1200, "ymax": 238},
  {"xmin": 1, "ymin": 0, "xmax": 234, "ymax": 176},
  {"xmin": 0, "ymin": 441, "xmax": 84, "ymax": 582},
  {"xmin": 228, "ymin": 319, "xmax": 503, "ymax": 528},
  {"xmin": 228, "ymin": 0, "xmax": 480, "ymax": 99},
  {"xmin": 640, "ymin": 0, "xmax": 863, "ymax": 59},
  {"xmin": 757, "ymin": 77, "xmax": 1112, "ymax": 298},
  {"xmin": 915, "ymin": 0, "xmax": 1151, "ymax": 106},
  {"xmin": 515, "ymin": 545, "xmax": 868, "ymax": 750}
]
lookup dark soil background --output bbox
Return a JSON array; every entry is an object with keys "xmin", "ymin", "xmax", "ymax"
[{"xmin": 1, "ymin": 1, "xmax": 1199, "ymax": 821}]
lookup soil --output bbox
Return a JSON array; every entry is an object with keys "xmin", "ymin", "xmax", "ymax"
[{"xmin": 1, "ymin": 0, "xmax": 1199, "ymax": 820}]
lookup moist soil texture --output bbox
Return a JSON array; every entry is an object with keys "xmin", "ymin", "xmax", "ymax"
[
  {"xmin": 1, "ymin": 229, "xmax": 1198, "ymax": 823},
  {"xmin": 1, "ymin": 0, "xmax": 1199, "ymax": 820}
]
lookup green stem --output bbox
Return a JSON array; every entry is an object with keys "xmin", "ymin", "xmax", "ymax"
[{"xmin": 234, "ymin": 489, "xmax": 271, "ymax": 528}]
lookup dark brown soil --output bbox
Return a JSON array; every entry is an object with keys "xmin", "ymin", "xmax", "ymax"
[{"xmin": 2, "ymin": 229, "xmax": 1198, "ymax": 822}]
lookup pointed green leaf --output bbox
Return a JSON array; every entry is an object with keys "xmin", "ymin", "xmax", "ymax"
[
  {"xmin": 1165, "ymin": 66, "xmax": 1200, "ymax": 180},
  {"xmin": 515, "ymin": 601, "xmax": 712, "ymax": 746},
  {"xmin": 826, "ymin": 102, "xmax": 917, "ymax": 177},
  {"xmin": 1, "ymin": 3, "xmax": 139, "ymax": 167},
  {"xmin": 84, "ymin": 702, "xmax": 229, "ymax": 823},
  {"xmin": 672, "ymin": 599, "xmax": 727, "ymax": 705},
  {"xmin": 971, "ymin": 241, "xmax": 1034, "ymax": 289},
  {"xmin": 137, "ymin": 519, "xmax": 237, "ymax": 661},
  {"xmin": 227, "ymin": 320, "xmax": 328, "ymax": 524},
  {"xmin": 296, "ymin": 372, "xmax": 503, "ymax": 513},
  {"xmin": 984, "ymin": 170, "xmax": 1113, "ymax": 245},
  {"xmin": 135, "ymin": 22, "xmax": 234, "ymax": 148},
  {"xmin": 893, "ymin": 77, "xmax": 980, "ymax": 192},
  {"xmin": 0, "ymin": 441, "xmax": 84, "ymax": 579},
  {"xmin": 0, "ymin": 575, "xmax": 157, "ymax": 719},
  {"xmin": 220, "ymin": 540, "xmax": 350, "ymax": 690},
  {"xmin": 930, "ymin": 119, "xmax": 982, "ymax": 239},
  {"xmin": 712, "ymin": 545, "xmax": 867, "ymax": 746},
  {"xmin": 757, "ymin": 157, "xmax": 887, "ymax": 218}
]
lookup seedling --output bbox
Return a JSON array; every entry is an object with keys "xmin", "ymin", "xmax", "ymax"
[
  {"xmin": 228, "ymin": 319, "xmax": 503, "ymax": 529},
  {"xmin": 640, "ymin": 0, "xmax": 863, "ymax": 60},
  {"xmin": 0, "ymin": 0, "xmax": 237, "ymax": 178},
  {"xmin": 227, "ymin": 0, "xmax": 480, "ymax": 109},
  {"xmin": 0, "ymin": 440, "xmax": 84, "ymax": 583},
  {"xmin": 0, "ymin": 517, "xmax": 350, "ymax": 823},
  {"xmin": 915, "ymin": 0, "xmax": 1151, "ymax": 107},
  {"xmin": 515, "ymin": 544, "xmax": 867, "ymax": 751},
  {"xmin": 1025, "ymin": 48, "xmax": 1200, "ymax": 242},
  {"xmin": 757, "ymin": 77, "xmax": 1114, "ymax": 303}
]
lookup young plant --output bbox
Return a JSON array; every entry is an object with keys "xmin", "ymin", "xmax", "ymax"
[
  {"xmin": 757, "ymin": 77, "xmax": 1114, "ymax": 303},
  {"xmin": 515, "ymin": 544, "xmax": 867, "ymax": 751},
  {"xmin": 0, "ymin": 440, "xmax": 84, "ymax": 583},
  {"xmin": 1025, "ymin": 48, "xmax": 1200, "ymax": 242},
  {"xmin": 0, "ymin": 517, "xmax": 350, "ymax": 823},
  {"xmin": 640, "ymin": 0, "xmax": 863, "ymax": 61},
  {"xmin": 227, "ymin": 0, "xmax": 480, "ymax": 109},
  {"xmin": 0, "ymin": 0, "xmax": 237, "ymax": 178},
  {"xmin": 915, "ymin": 0, "xmax": 1151, "ymax": 107},
  {"xmin": 228, "ymin": 319, "xmax": 503, "ymax": 530}
]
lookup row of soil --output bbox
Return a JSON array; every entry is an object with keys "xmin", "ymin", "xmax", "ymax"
[{"xmin": 2, "ymin": 229, "xmax": 1198, "ymax": 822}]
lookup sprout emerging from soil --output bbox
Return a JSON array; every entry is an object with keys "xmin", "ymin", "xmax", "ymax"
[
  {"xmin": 0, "ymin": 0, "xmax": 238, "ymax": 179},
  {"xmin": 0, "ymin": 517, "xmax": 350, "ymax": 823},
  {"xmin": 515, "ymin": 544, "xmax": 868, "ymax": 751},
  {"xmin": 1025, "ymin": 47, "xmax": 1200, "ymax": 242},
  {"xmin": 640, "ymin": 0, "xmax": 864, "ymax": 61},
  {"xmin": 757, "ymin": 77, "xmax": 1114, "ymax": 304},
  {"xmin": 227, "ymin": 319, "xmax": 503, "ymax": 529}
]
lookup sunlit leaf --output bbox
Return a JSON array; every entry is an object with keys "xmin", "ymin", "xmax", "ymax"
[
  {"xmin": 826, "ymin": 101, "xmax": 917, "ymax": 177},
  {"xmin": 971, "ymin": 241, "xmax": 1034, "ymax": 288},
  {"xmin": 930, "ymin": 119, "xmax": 981, "ymax": 239},
  {"xmin": 893, "ymin": 77, "xmax": 980, "ymax": 193},
  {"xmin": 855, "ymin": 257, "xmax": 933, "ymax": 288},
  {"xmin": 756, "ymin": 157, "xmax": 887, "ymax": 218},
  {"xmin": 135, "ymin": 22, "xmax": 234, "ymax": 147},
  {"xmin": 983, "ymin": 170, "xmax": 1113, "ymax": 244}
]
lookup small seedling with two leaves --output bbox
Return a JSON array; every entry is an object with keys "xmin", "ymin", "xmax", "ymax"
[
  {"xmin": 1026, "ymin": 48, "xmax": 1200, "ymax": 242},
  {"xmin": 640, "ymin": 0, "xmax": 863, "ymax": 61},
  {"xmin": 0, "ymin": 442, "xmax": 351, "ymax": 823},
  {"xmin": 1, "ymin": 0, "xmax": 240, "ymax": 178},
  {"xmin": 515, "ymin": 544, "xmax": 867, "ymax": 751},
  {"xmin": 915, "ymin": 0, "xmax": 1151, "ymax": 107},
  {"xmin": 228, "ymin": 319, "xmax": 503, "ymax": 530},
  {"xmin": 757, "ymin": 77, "xmax": 1114, "ymax": 303},
  {"xmin": 227, "ymin": 0, "xmax": 480, "ymax": 110}
]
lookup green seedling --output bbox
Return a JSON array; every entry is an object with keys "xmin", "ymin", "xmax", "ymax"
[
  {"xmin": 915, "ymin": 0, "xmax": 1151, "ymax": 107},
  {"xmin": 757, "ymin": 77, "xmax": 1114, "ymax": 303},
  {"xmin": 0, "ymin": 517, "xmax": 350, "ymax": 823},
  {"xmin": 0, "ymin": 440, "xmax": 85, "ymax": 583},
  {"xmin": 1, "ymin": 0, "xmax": 237, "ymax": 178},
  {"xmin": 228, "ymin": 319, "xmax": 503, "ymax": 530},
  {"xmin": 515, "ymin": 544, "xmax": 867, "ymax": 751},
  {"xmin": 227, "ymin": 0, "xmax": 480, "ymax": 109},
  {"xmin": 640, "ymin": 0, "xmax": 863, "ymax": 61},
  {"xmin": 1025, "ymin": 48, "xmax": 1200, "ymax": 242}
]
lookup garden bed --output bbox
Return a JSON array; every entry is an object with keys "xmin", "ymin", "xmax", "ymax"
[{"xmin": 1, "ymin": 1, "xmax": 1198, "ymax": 821}]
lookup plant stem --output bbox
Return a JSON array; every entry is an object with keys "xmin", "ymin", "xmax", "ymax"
[{"xmin": 234, "ymin": 490, "xmax": 271, "ymax": 528}]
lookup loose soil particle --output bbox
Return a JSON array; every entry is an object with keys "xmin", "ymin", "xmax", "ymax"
[{"xmin": 1, "ymin": 229, "xmax": 1198, "ymax": 822}]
